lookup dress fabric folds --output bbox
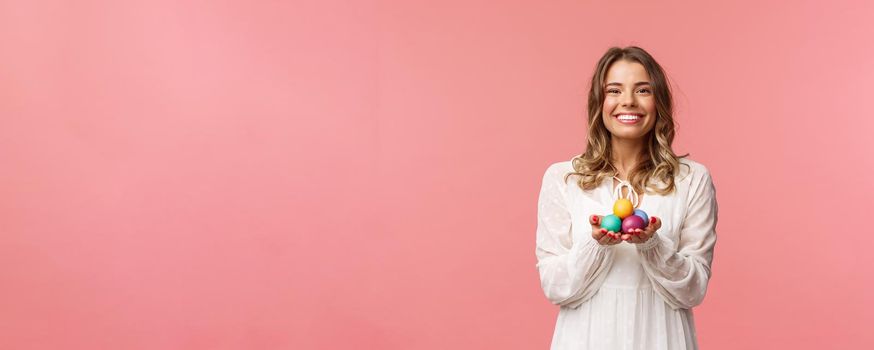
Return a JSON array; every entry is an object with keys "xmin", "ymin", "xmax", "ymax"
[{"xmin": 535, "ymin": 156, "xmax": 718, "ymax": 350}]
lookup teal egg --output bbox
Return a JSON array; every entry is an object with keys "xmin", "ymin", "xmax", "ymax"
[{"xmin": 600, "ymin": 214, "xmax": 622, "ymax": 233}]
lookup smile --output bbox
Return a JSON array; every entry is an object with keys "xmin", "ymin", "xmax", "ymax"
[{"xmin": 615, "ymin": 114, "xmax": 643, "ymax": 124}]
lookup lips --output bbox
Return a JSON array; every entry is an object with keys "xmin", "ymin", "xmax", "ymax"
[{"xmin": 614, "ymin": 113, "xmax": 643, "ymax": 124}]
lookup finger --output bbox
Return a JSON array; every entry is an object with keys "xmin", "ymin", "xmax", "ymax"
[
  {"xmin": 636, "ymin": 227, "xmax": 648, "ymax": 238},
  {"xmin": 640, "ymin": 230, "xmax": 656, "ymax": 243},
  {"xmin": 650, "ymin": 216, "xmax": 662, "ymax": 231},
  {"xmin": 611, "ymin": 231, "xmax": 623, "ymax": 244},
  {"xmin": 639, "ymin": 228, "xmax": 651, "ymax": 239},
  {"xmin": 638, "ymin": 224, "xmax": 653, "ymax": 239},
  {"xmin": 590, "ymin": 215, "xmax": 603, "ymax": 233},
  {"xmin": 592, "ymin": 228, "xmax": 604, "ymax": 240},
  {"xmin": 597, "ymin": 229, "xmax": 612, "ymax": 245},
  {"xmin": 628, "ymin": 229, "xmax": 640, "ymax": 243},
  {"xmin": 590, "ymin": 215, "xmax": 600, "ymax": 226},
  {"xmin": 636, "ymin": 229, "xmax": 649, "ymax": 243},
  {"xmin": 637, "ymin": 229, "xmax": 653, "ymax": 240},
  {"xmin": 620, "ymin": 232, "xmax": 632, "ymax": 241}
]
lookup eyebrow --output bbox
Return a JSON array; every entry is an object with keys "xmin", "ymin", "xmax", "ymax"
[{"xmin": 605, "ymin": 81, "xmax": 651, "ymax": 87}]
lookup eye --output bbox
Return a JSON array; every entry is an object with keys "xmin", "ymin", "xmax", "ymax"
[
  {"xmin": 607, "ymin": 89, "xmax": 620, "ymax": 94},
  {"xmin": 637, "ymin": 88, "xmax": 652, "ymax": 94}
]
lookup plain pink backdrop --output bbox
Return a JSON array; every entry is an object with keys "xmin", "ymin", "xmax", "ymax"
[{"xmin": 1, "ymin": 0, "xmax": 872, "ymax": 349}]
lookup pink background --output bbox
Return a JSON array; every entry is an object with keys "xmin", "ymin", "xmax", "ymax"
[{"xmin": 2, "ymin": 0, "xmax": 872, "ymax": 348}]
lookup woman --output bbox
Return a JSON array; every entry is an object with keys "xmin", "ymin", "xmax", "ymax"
[{"xmin": 535, "ymin": 46, "xmax": 718, "ymax": 349}]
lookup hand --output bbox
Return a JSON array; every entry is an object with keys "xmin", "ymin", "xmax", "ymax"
[
  {"xmin": 590, "ymin": 215, "xmax": 622, "ymax": 246},
  {"xmin": 619, "ymin": 216, "xmax": 662, "ymax": 244}
]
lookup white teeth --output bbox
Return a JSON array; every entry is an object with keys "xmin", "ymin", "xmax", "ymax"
[{"xmin": 617, "ymin": 114, "xmax": 641, "ymax": 121}]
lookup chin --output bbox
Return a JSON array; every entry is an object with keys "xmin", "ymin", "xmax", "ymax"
[{"xmin": 610, "ymin": 131, "xmax": 648, "ymax": 141}]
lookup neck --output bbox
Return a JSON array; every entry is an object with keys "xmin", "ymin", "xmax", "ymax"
[{"xmin": 610, "ymin": 136, "xmax": 646, "ymax": 178}]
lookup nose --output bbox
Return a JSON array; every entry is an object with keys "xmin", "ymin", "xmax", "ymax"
[{"xmin": 620, "ymin": 90, "xmax": 637, "ymax": 106}]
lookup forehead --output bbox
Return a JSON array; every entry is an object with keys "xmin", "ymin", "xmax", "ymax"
[{"xmin": 605, "ymin": 60, "xmax": 650, "ymax": 82}]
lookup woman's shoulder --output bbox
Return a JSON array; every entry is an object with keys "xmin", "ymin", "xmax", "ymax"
[
  {"xmin": 542, "ymin": 155, "xmax": 579, "ymax": 183},
  {"xmin": 676, "ymin": 157, "xmax": 712, "ymax": 184}
]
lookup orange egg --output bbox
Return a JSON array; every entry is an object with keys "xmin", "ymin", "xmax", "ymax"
[{"xmin": 613, "ymin": 199, "xmax": 634, "ymax": 219}]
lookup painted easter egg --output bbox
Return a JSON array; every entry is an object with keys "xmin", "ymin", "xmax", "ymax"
[
  {"xmin": 613, "ymin": 199, "xmax": 634, "ymax": 219},
  {"xmin": 600, "ymin": 214, "xmax": 622, "ymax": 233}
]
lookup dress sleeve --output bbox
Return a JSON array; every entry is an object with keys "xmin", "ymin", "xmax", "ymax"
[
  {"xmin": 535, "ymin": 163, "xmax": 615, "ymax": 309},
  {"xmin": 635, "ymin": 168, "xmax": 718, "ymax": 310}
]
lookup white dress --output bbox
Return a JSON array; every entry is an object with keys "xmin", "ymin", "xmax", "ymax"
[{"xmin": 535, "ymin": 156, "xmax": 718, "ymax": 350}]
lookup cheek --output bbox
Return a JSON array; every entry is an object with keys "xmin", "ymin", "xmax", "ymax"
[
  {"xmin": 643, "ymin": 99, "xmax": 656, "ymax": 114},
  {"xmin": 601, "ymin": 103, "xmax": 614, "ymax": 123},
  {"xmin": 602, "ymin": 99, "xmax": 616, "ymax": 116}
]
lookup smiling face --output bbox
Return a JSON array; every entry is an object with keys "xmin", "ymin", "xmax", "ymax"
[{"xmin": 601, "ymin": 59, "xmax": 658, "ymax": 141}]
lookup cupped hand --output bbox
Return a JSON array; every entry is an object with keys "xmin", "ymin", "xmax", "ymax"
[{"xmin": 589, "ymin": 215, "xmax": 623, "ymax": 246}]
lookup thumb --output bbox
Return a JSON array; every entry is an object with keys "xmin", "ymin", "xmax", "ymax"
[
  {"xmin": 649, "ymin": 216, "xmax": 662, "ymax": 230},
  {"xmin": 590, "ymin": 215, "xmax": 601, "ymax": 226}
]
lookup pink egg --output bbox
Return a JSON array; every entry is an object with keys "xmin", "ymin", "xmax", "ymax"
[{"xmin": 621, "ymin": 215, "xmax": 646, "ymax": 234}]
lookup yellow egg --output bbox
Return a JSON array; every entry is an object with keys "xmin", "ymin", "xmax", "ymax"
[{"xmin": 613, "ymin": 199, "xmax": 634, "ymax": 219}]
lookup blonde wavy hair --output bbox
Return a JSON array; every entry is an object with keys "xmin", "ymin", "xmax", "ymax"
[{"xmin": 564, "ymin": 46, "xmax": 690, "ymax": 196}]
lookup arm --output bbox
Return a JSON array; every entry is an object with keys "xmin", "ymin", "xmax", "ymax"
[
  {"xmin": 636, "ymin": 168, "xmax": 719, "ymax": 310},
  {"xmin": 535, "ymin": 163, "xmax": 615, "ymax": 309}
]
